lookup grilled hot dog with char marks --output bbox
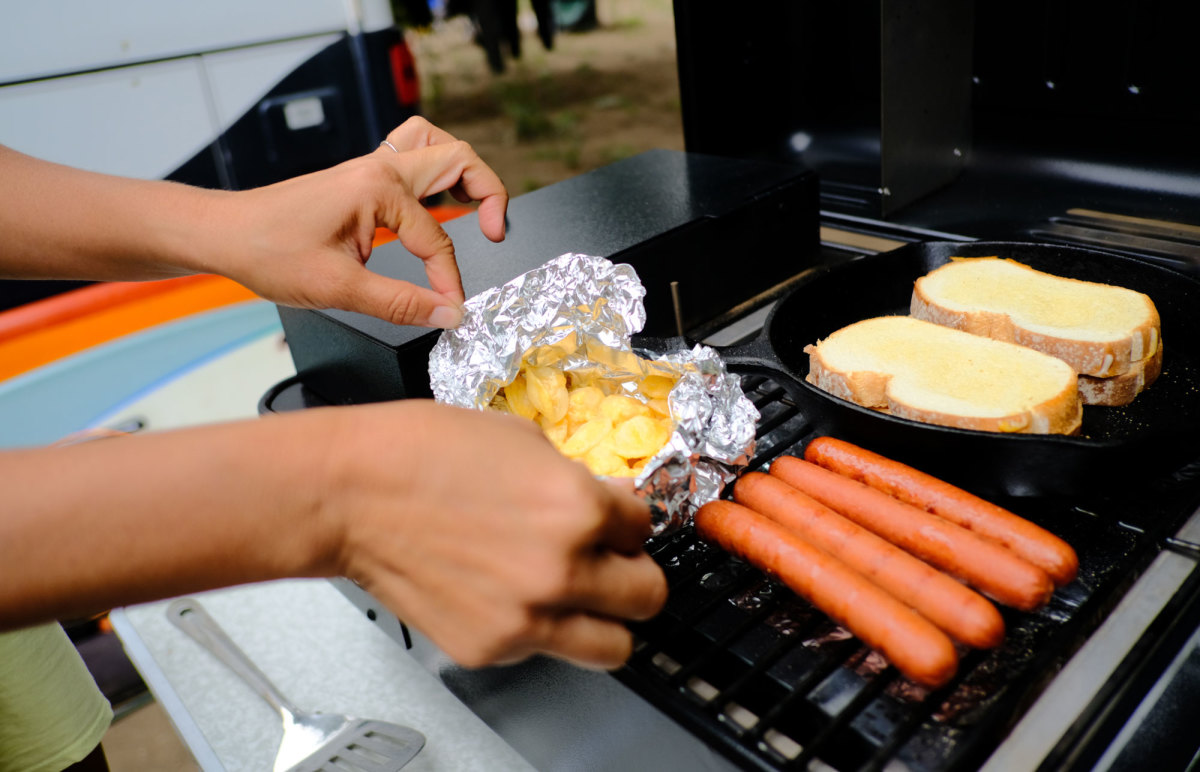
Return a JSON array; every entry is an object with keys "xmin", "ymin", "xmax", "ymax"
[
  {"xmin": 769, "ymin": 456, "xmax": 1055, "ymax": 612},
  {"xmin": 803, "ymin": 437, "xmax": 1078, "ymax": 586},
  {"xmin": 694, "ymin": 499, "xmax": 960, "ymax": 689},
  {"xmin": 733, "ymin": 472, "xmax": 1005, "ymax": 649}
]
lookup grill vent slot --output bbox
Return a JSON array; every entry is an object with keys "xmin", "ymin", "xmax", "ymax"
[{"xmin": 1029, "ymin": 209, "xmax": 1200, "ymax": 272}]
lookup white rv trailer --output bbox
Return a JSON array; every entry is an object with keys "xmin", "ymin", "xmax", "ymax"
[{"xmin": 0, "ymin": 0, "xmax": 423, "ymax": 308}]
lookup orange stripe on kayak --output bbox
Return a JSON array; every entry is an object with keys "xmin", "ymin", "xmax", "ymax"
[
  {"xmin": 0, "ymin": 204, "xmax": 474, "ymax": 382},
  {"xmin": 0, "ymin": 276, "xmax": 257, "ymax": 382},
  {"xmin": 373, "ymin": 228, "xmax": 399, "ymax": 247},
  {"xmin": 0, "ymin": 275, "xmax": 213, "ymax": 345},
  {"xmin": 372, "ymin": 204, "xmax": 474, "ymax": 247}
]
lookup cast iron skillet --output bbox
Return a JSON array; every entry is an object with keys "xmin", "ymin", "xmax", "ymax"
[{"xmin": 702, "ymin": 241, "xmax": 1200, "ymax": 499}]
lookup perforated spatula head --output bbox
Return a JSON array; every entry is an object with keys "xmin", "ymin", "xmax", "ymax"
[
  {"xmin": 278, "ymin": 715, "xmax": 425, "ymax": 772},
  {"xmin": 167, "ymin": 598, "xmax": 425, "ymax": 772}
]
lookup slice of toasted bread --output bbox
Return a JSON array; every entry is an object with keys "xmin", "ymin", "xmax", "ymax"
[
  {"xmin": 911, "ymin": 257, "xmax": 1160, "ymax": 378},
  {"xmin": 805, "ymin": 316, "xmax": 1082, "ymax": 434},
  {"xmin": 1078, "ymin": 338, "xmax": 1163, "ymax": 406}
]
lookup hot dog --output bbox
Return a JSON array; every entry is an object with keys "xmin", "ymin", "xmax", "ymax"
[
  {"xmin": 804, "ymin": 437, "xmax": 1078, "ymax": 586},
  {"xmin": 694, "ymin": 499, "xmax": 959, "ymax": 688},
  {"xmin": 769, "ymin": 456, "xmax": 1055, "ymax": 611},
  {"xmin": 733, "ymin": 472, "xmax": 1004, "ymax": 649}
]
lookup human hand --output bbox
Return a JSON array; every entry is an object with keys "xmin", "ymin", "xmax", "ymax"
[
  {"xmin": 210, "ymin": 117, "xmax": 508, "ymax": 328},
  {"xmin": 321, "ymin": 401, "xmax": 668, "ymax": 669}
]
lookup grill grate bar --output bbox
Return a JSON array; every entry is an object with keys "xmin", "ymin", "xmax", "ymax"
[
  {"xmin": 751, "ymin": 385, "xmax": 791, "ymax": 411},
  {"xmin": 749, "ymin": 440, "xmax": 803, "ymax": 473},
  {"xmin": 741, "ymin": 638, "xmax": 864, "ymax": 746},
  {"xmin": 627, "ymin": 564, "xmax": 761, "ymax": 671},
  {"xmin": 651, "ymin": 538, "xmax": 727, "ymax": 591},
  {"xmin": 738, "ymin": 373, "xmax": 814, "ymax": 468},
  {"xmin": 667, "ymin": 601, "xmax": 779, "ymax": 688},
  {"xmin": 858, "ymin": 649, "xmax": 992, "ymax": 772},
  {"xmin": 753, "ymin": 403, "xmax": 802, "ymax": 438},
  {"xmin": 785, "ymin": 667, "xmax": 901, "ymax": 771},
  {"xmin": 740, "ymin": 375, "xmax": 771, "ymax": 391},
  {"xmin": 707, "ymin": 633, "xmax": 810, "ymax": 728}
]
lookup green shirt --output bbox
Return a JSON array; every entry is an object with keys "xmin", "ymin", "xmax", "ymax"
[{"xmin": 0, "ymin": 623, "xmax": 113, "ymax": 772}]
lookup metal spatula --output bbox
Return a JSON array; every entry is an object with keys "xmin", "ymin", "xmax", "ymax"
[{"xmin": 167, "ymin": 598, "xmax": 425, "ymax": 772}]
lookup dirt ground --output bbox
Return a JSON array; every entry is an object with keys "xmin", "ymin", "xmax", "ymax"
[{"xmin": 405, "ymin": 0, "xmax": 684, "ymax": 195}]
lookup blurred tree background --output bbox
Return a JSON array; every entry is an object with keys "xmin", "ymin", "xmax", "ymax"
[{"xmin": 402, "ymin": 0, "xmax": 683, "ymax": 194}]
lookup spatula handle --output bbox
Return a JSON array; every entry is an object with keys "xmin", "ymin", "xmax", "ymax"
[{"xmin": 167, "ymin": 597, "xmax": 300, "ymax": 718}]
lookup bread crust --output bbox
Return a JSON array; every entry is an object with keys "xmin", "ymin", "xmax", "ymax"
[
  {"xmin": 911, "ymin": 258, "xmax": 1161, "ymax": 378},
  {"xmin": 1078, "ymin": 339, "xmax": 1164, "ymax": 406},
  {"xmin": 804, "ymin": 317, "xmax": 1082, "ymax": 435}
]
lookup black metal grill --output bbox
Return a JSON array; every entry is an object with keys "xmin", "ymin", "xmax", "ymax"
[{"xmin": 615, "ymin": 373, "xmax": 1200, "ymax": 772}]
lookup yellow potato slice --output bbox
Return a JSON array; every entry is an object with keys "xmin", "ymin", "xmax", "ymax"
[
  {"xmin": 540, "ymin": 414, "xmax": 569, "ymax": 448},
  {"xmin": 639, "ymin": 374, "xmax": 676, "ymax": 399},
  {"xmin": 488, "ymin": 347, "xmax": 679, "ymax": 477},
  {"xmin": 567, "ymin": 386, "xmax": 605, "ymax": 427},
  {"xmin": 599, "ymin": 394, "xmax": 650, "ymax": 424},
  {"xmin": 584, "ymin": 444, "xmax": 632, "ymax": 477},
  {"xmin": 646, "ymin": 398, "xmax": 671, "ymax": 418},
  {"xmin": 560, "ymin": 416, "xmax": 612, "ymax": 458},
  {"xmin": 503, "ymin": 374, "xmax": 540, "ymax": 421},
  {"xmin": 526, "ymin": 365, "xmax": 569, "ymax": 423},
  {"xmin": 610, "ymin": 415, "xmax": 672, "ymax": 459}
]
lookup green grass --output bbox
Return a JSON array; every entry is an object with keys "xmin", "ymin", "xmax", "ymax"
[
  {"xmin": 492, "ymin": 77, "xmax": 559, "ymax": 141},
  {"xmin": 426, "ymin": 72, "xmax": 445, "ymax": 112},
  {"xmin": 591, "ymin": 94, "xmax": 631, "ymax": 111},
  {"xmin": 598, "ymin": 143, "xmax": 637, "ymax": 164},
  {"xmin": 529, "ymin": 138, "xmax": 583, "ymax": 169},
  {"xmin": 609, "ymin": 15, "xmax": 645, "ymax": 31},
  {"xmin": 490, "ymin": 73, "xmax": 589, "ymax": 143}
]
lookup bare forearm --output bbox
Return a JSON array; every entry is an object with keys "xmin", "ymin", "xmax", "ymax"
[
  {"xmin": 0, "ymin": 399, "xmax": 667, "ymax": 669},
  {"xmin": 0, "ymin": 145, "xmax": 225, "ymax": 281},
  {"xmin": 0, "ymin": 122, "xmax": 509, "ymax": 327},
  {"xmin": 0, "ymin": 411, "xmax": 346, "ymax": 629}
]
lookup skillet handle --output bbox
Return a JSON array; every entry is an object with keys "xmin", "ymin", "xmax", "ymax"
[{"xmin": 710, "ymin": 331, "xmax": 810, "ymax": 393}]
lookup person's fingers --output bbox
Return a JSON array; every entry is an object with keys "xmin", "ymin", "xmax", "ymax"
[
  {"xmin": 476, "ymin": 192, "xmax": 508, "ymax": 243},
  {"xmin": 594, "ymin": 481, "xmax": 655, "ymax": 555},
  {"xmin": 387, "ymin": 141, "xmax": 494, "ymax": 200},
  {"xmin": 334, "ymin": 269, "xmax": 464, "ymax": 328},
  {"xmin": 376, "ymin": 192, "xmax": 465, "ymax": 304},
  {"xmin": 384, "ymin": 116, "xmax": 461, "ymax": 152},
  {"xmin": 385, "ymin": 143, "xmax": 508, "ymax": 242},
  {"xmin": 565, "ymin": 550, "xmax": 667, "ymax": 622},
  {"xmin": 447, "ymin": 183, "xmax": 472, "ymax": 204},
  {"xmin": 538, "ymin": 612, "xmax": 637, "ymax": 670}
]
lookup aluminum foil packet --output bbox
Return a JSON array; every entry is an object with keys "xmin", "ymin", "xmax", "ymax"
[{"xmin": 429, "ymin": 253, "xmax": 759, "ymax": 534}]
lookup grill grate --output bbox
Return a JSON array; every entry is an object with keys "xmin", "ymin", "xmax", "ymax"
[{"xmin": 616, "ymin": 373, "xmax": 1199, "ymax": 772}]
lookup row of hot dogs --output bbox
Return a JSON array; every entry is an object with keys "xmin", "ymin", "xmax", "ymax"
[{"xmin": 693, "ymin": 437, "xmax": 1079, "ymax": 688}]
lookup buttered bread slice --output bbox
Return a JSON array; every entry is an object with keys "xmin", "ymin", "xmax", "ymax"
[
  {"xmin": 1078, "ymin": 339, "xmax": 1163, "ymax": 406},
  {"xmin": 911, "ymin": 257, "xmax": 1160, "ymax": 378},
  {"xmin": 805, "ymin": 316, "xmax": 1082, "ymax": 435}
]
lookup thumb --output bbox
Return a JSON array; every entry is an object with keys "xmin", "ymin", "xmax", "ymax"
[{"xmin": 338, "ymin": 268, "xmax": 465, "ymax": 328}]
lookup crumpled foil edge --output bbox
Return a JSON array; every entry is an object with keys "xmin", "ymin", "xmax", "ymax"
[{"xmin": 429, "ymin": 253, "xmax": 759, "ymax": 534}]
